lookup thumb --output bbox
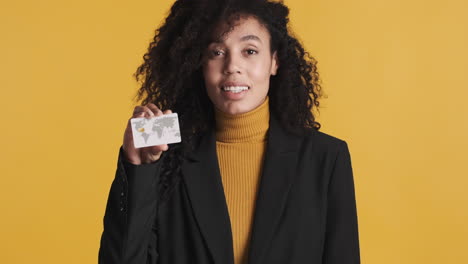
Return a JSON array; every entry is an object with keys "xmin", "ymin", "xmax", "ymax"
[
  {"xmin": 145, "ymin": 144, "xmax": 169, "ymax": 163},
  {"xmin": 150, "ymin": 144, "xmax": 168, "ymax": 155}
]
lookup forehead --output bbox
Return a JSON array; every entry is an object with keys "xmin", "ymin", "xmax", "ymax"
[{"xmin": 209, "ymin": 16, "xmax": 270, "ymax": 44}]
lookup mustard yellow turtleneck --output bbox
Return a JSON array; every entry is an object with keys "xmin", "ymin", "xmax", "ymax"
[{"xmin": 214, "ymin": 97, "xmax": 270, "ymax": 264}]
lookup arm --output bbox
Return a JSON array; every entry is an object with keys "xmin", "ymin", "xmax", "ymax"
[
  {"xmin": 322, "ymin": 141, "xmax": 361, "ymax": 264},
  {"xmin": 98, "ymin": 146, "xmax": 163, "ymax": 264}
]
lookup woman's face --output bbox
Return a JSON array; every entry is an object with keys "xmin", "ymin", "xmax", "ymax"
[{"xmin": 202, "ymin": 15, "xmax": 278, "ymax": 115}]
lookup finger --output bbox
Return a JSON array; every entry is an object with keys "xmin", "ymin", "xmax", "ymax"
[
  {"xmin": 163, "ymin": 109, "xmax": 173, "ymax": 114},
  {"xmin": 142, "ymin": 149, "xmax": 162, "ymax": 163},
  {"xmin": 160, "ymin": 144, "xmax": 169, "ymax": 151},
  {"xmin": 132, "ymin": 105, "xmax": 145, "ymax": 116},
  {"xmin": 142, "ymin": 145, "xmax": 168, "ymax": 163},
  {"xmin": 147, "ymin": 103, "xmax": 163, "ymax": 117},
  {"xmin": 148, "ymin": 144, "xmax": 168, "ymax": 155},
  {"xmin": 130, "ymin": 111, "xmax": 145, "ymax": 120},
  {"xmin": 132, "ymin": 105, "xmax": 154, "ymax": 118}
]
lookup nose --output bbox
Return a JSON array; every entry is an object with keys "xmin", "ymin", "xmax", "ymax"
[{"xmin": 223, "ymin": 53, "xmax": 242, "ymax": 74}]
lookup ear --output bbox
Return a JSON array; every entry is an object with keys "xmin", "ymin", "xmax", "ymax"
[{"xmin": 270, "ymin": 51, "xmax": 279, "ymax": 76}]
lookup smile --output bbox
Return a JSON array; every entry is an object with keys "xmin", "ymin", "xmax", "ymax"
[{"xmin": 221, "ymin": 86, "xmax": 250, "ymax": 93}]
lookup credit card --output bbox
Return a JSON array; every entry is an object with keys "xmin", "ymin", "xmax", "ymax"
[{"xmin": 130, "ymin": 113, "xmax": 181, "ymax": 148}]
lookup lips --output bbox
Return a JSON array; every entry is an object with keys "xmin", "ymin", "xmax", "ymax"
[{"xmin": 220, "ymin": 82, "xmax": 250, "ymax": 89}]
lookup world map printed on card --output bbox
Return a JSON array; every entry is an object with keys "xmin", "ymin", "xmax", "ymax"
[{"xmin": 130, "ymin": 113, "xmax": 181, "ymax": 148}]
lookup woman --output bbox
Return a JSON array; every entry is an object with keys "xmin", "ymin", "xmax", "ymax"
[{"xmin": 99, "ymin": 0, "xmax": 361, "ymax": 263}]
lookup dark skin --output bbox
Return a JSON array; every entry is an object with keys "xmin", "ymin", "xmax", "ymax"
[{"xmin": 122, "ymin": 104, "xmax": 172, "ymax": 165}]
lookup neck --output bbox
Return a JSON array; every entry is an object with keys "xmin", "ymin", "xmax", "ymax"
[{"xmin": 214, "ymin": 97, "xmax": 270, "ymax": 143}]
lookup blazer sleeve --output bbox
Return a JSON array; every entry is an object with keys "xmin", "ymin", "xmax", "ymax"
[
  {"xmin": 98, "ymin": 146, "xmax": 163, "ymax": 264},
  {"xmin": 322, "ymin": 140, "xmax": 361, "ymax": 264}
]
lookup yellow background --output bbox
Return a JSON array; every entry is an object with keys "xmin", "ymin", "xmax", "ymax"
[{"xmin": 1, "ymin": 0, "xmax": 467, "ymax": 263}]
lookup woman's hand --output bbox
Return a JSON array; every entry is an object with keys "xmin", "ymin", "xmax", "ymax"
[{"xmin": 122, "ymin": 103, "xmax": 172, "ymax": 165}]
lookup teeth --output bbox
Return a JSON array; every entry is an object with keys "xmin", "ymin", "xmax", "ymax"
[{"xmin": 222, "ymin": 86, "xmax": 249, "ymax": 93}]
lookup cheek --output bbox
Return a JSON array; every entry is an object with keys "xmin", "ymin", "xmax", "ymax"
[
  {"xmin": 249, "ymin": 60, "xmax": 272, "ymax": 83},
  {"xmin": 203, "ymin": 62, "xmax": 221, "ymax": 84},
  {"xmin": 202, "ymin": 65, "xmax": 221, "ymax": 97}
]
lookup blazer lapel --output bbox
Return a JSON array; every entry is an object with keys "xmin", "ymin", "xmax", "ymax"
[
  {"xmin": 181, "ymin": 113, "xmax": 303, "ymax": 264},
  {"xmin": 247, "ymin": 113, "xmax": 302, "ymax": 264},
  {"xmin": 181, "ymin": 128, "xmax": 235, "ymax": 264}
]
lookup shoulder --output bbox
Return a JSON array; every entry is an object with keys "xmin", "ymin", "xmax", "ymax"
[
  {"xmin": 311, "ymin": 129, "xmax": 347, "ymax": 147},
  {"xmin": 300, "ymin": 128, "xmax": 349, "ymax": 157}
]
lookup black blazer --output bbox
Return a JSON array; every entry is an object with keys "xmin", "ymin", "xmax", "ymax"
[{"xmin": 98, "ymin": 113, "xmax": 361, "ymax": 264}]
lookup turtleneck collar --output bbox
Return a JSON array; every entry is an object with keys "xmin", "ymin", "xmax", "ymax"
[{"xmin": 214, "ymin": 97, "xmax": 270, "ymax": 143}]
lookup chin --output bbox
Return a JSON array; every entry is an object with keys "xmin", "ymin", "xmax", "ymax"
[{"xmin": 217, "ymin": 102, "xmax": 248, "ymax": 115}]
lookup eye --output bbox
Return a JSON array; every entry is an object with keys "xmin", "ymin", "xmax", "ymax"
[
  {"xmin": 246, "ymin": 49, "xmax": 258, "ymax": 55},
  {"xmin": 211, "ymin": 50, "xmax": 224, "ymax": 56}
]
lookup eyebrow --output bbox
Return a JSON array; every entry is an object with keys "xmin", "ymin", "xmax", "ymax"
[
  {"xmin": 240, "ymin": 34, "xmax": 262, "ymax": 43},
  {"xmin": 211, "ymin": 34, "xmax": 262, "ymax": 44}
]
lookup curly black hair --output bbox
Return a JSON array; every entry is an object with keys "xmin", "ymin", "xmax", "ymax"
[{"xmin": 132, "ymin": 0, "xmax": 324, "ymax": 202}]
